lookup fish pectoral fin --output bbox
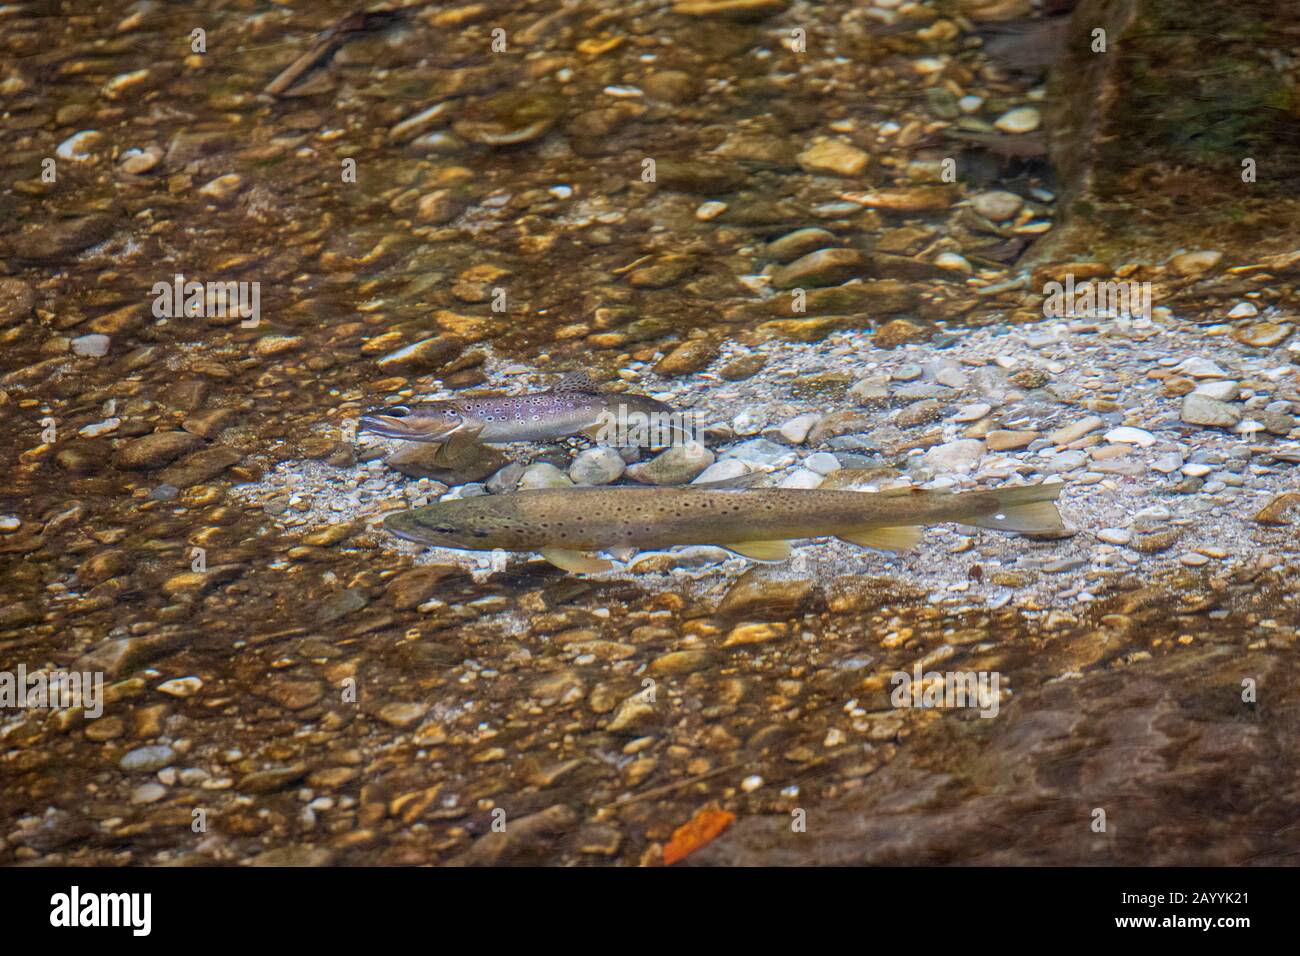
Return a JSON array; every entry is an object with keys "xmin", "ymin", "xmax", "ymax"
[
  {"xmin": 431, "ymin": 425, "xmax": 485, "ymax": 469},
  {"xmin": 838, "ymin": 525, "xmax": 923, "ymax": 552},
  {"xmin": 540, "ymin": 548, "xmax": 614, "ymax": 574},
  {"xmin": 723, "ymin": 540, "xmax": 792, "ymax": 562}
]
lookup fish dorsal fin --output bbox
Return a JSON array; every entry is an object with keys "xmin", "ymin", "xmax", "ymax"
[
  {"xmin": 540, "ymin": 548, "xmax": 613, "ymax": 574},
  {"xmin": 723, "ymin": 540, "xmax": 792, "ymax": 561},
  {"xmin": 838, "ymin": 526, "xmax": 923, "ymax": 552},
  {"xmin": 552, "ymin": 370, "xmax": 599, "ymax": 393}
]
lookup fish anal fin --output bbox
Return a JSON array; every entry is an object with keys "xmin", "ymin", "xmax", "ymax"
[
  {"xmin": 540, "ymin": 548, "xmax": 614, "ymax": 574},
  {"xmin": 963, "ymin": 500, "xmax": 1064, "ymax": 534},
  {"xmin": 723, "ymin": 540, "xmax": 792, "ymax": 561},
  {"xmin": 838, "ymin": 525, "xmax": 923, "ymax": 552}
]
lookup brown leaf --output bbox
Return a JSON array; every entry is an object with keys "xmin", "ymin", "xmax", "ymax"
[{"xmin": 662, "ymin": 809, "xmax": 736, "ymax": 866}]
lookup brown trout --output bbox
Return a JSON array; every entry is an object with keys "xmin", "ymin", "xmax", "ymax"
[
  {"xmin": 358, "ymin": 371, "xmax": 684, "ymax": 446},
  {"xmin": 383, "ymin": 481, "xmax": 1066, "ymax": 573}
]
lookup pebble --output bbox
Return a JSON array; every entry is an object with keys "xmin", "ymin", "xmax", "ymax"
[
  {"xmin": 778, "ymin": 413, "xmax": 822, "ymax": 444},
  {"xmin": 779, "ymin": 469, "xmax": 823, "ymax": 489},
  {"xmin": 131, "ymin": 783, "xmax": 167, "ymax": 805},
  {"xmin": 1048, "ymin": 416, "xmax": 1103, "ymax": 445},
  {"xmin": 953, "ymin": 402, "xmax": 991, "ymax": 422},
  {"xmin": 693, "ymin": 459, "xmax": 751, "ymax": 484},
  {"xmin": 569, "ymin": 448, "xmax": 625, "ymax": 485},
  {"xmin": 120, "ymin": 745, "xmax": 175, "ymax": 773},
  {"xmin": 1104, "ymin": 426, "xmax": 1156, "ymax": 447},
  {"xmin": 1097, "ymin": 528, "xmax": 1133, "ymax": 546},
  {"xmin": 71, "ymin": 333, "xmax": 110, "ymax": 357},
  {"xmin": 993, "ymin": 106, "xmax": 1041, "ymax": 133},
  {"xmin": 1168, "ymin": 250, "xmax": 1223, "ymax": 276},
  {"xmin": 628, "ymin": 442, "xmax": 714, "ymax": 484},
  {"xmin": 519, "ymin": 462, "xmax": 574, "ymax": 489},
  {"xmin": 797, "ymin": 139, "xmax": 870, "ymax": 177},
  {"xmin": 804, "ymin": 452, "xmax": 841, "ymax": 475},
  {"xmin": 1193, "ymin": 380, "xmax": 1240, "ymax": 401},
  {"xmin": 921, "ymin": 439, "xmax": 984, "ymax": 474},
  {"xmin": 1181, "ymin": 394, "xmax": 1242, "ymax": 428},
  {"xmin": 971, "ymin": 190, "xmax": 1023, "ymax": 221},
  {"xmin": 156, "ymin": 676, "xmax": 203, "ymax": 698}
]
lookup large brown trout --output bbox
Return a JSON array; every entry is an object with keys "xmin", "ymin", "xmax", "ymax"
[{"xmin": 383, "ymin": 481, "xmax": 1066, "ymax": 573}]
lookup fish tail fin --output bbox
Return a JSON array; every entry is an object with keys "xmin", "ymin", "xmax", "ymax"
[{"xmin": 958, "ymin": 482, "xmax": 1066, "ymax": 534}]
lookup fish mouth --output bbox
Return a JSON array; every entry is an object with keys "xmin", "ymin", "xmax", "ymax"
[{"xmin": 358, "ymin": 415, "xmax": 454, "ymax": 442}]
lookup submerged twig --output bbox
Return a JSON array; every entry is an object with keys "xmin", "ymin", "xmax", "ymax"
[{"xmin": 263, "ymin": 6, "xmax": 410, "ymax": 97}]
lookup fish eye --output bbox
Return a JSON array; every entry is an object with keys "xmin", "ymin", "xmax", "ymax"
[{"xmin": 386, "ymin": 405, "xmax": 411, "ymax": 418}]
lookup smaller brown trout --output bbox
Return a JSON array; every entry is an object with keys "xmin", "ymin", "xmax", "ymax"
[
  {"xmin": 358, "ymin": 371, "xmax": 685, "ymax": 446},
  {"xmin": 383, "ymin": 481, "xmax": 1066, "ymax": 573}
]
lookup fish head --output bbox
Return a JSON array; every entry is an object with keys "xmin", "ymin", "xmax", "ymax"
[
  {"xmin": 358, "ymin": 402, "xmax": 467, "ymax": 442},
  {"xmin": 383, "ymin": 497, "xmax": 519, "ymax": 550}
]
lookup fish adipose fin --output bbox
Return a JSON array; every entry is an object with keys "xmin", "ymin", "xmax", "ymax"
[
  {"xmin": 724, "ymin": 540, "xmax": 792, "ymax": 561},
  {"xmin": 838, "ymin": 525, "xmax": 923, "ymax": 552},
  {"xmin": 960, "ymin": 482, "xmax": 1066, "ymax": 534},
  {"xmin": 540, "ymin": 548, "xmax": 614, "ymax": 574}
]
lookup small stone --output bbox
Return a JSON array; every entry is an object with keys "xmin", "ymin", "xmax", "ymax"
[
  {"xmin": 693, "ymin": 459, "xmax": 751, "ymax": 484},
  {"xmin": 1168, "ymin": 250, "xmax": 1223, "ymax": 276},
  {"xmin": 933, "ymin": 252, "xmax": 972, "ymax": 273},
  {"xmin": 804, "ymin": 452, "xmax": 841, "ymax": 475},
  {"xmin": 971, "ymin": 190, "xmax": 1023, "ymax": 221},
  {"xmin": 778, "ymin": 413, "xmax": 822, "ymax": 444},
  {"xmin": 1178, "ymin": 357, "xmax": 1227, "ymax": 378},
  {"xmin": 1097, "ymin": 528, "xmax": 1132, "ymax": 545},
  {"xmin": 1233, "ymin": 322, "xmax": 1292, "ymax": 348},
  {"xmin": 120, "ymin": 745, "xmax": 174, "ymax": 773},
  {"xmin": 156, "ymin": 676, "xmax": 202, "ymax": 698},
  {"xmin": 897, "ymin": 399, "xmax": 944, "ymax": 427},
  {"xmin": 921, "ymin": 439, "xmax": 984, "ymax": 473},
  {"xmin": 1104, "ymin": 426, "xmax": 1156, "ymax": 448},
  {"xmin": 131, "ymin": 783, "xmax": 167, "ymax": 805},
  {"xmin": 570, "ymin": 447, "xmax": 625, "ymax": 485},
  {"xmin": 771, "ymin": 248, "xmax": 868, "ymax": 289},
  {"xmin": 606, "ymin": 696, "xmax": 657, "ymax": 733},
  {"xmin": 1192, "ymin": 380, "xmax": 1240, "ymax": 401},
  {"xmin": 198, "ymin": 174, "xmax": 244, "ymax": 202},
  {"xmin": 113, "ymin": 432, "xmax": 203, "ymax": 469},
  {"xmin": 519, "ymin": 462, "xmax": 574, "ymax": 489},
  {"xmin": 655, "ymin": 339, "xmax": 718, "ymax": 376},
  {"xmin": 1048, "ymin": 416, "xmax": 1103, "ymax": 445},
  {"xmin": 628, "ymin": 441, "xmax": 714, "ymax": 484},
  {"xmin": 874, "ymin": 318, "xmax": 928, "ymax": 348},
  {"xmin": 985, "ymin": 429, "xmax": 1037, "ymax": 451},
  {"xmin": 1181, "ymin": 394, "xmax": 1242, "ymax": 428},
  {"xmin": 993, "ymin": 106, "xmax": 1041, "ymax": 133},
  {"xmin": 797, "ymin": 138, "xmax": 870, "ymax": 177},
  {"xmin": 376, "ymin": 702, "xmax": 428, "ymax": 729},
  {"xmin": 71, "ymin": 334, "xmax": 110, "ymax": 357}
]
